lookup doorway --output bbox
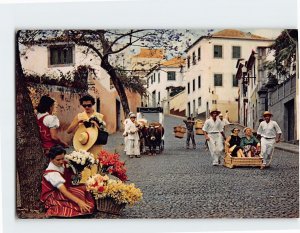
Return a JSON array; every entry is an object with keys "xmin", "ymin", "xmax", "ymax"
[{"xmin": 285, "ymin": 99, "xmax": 295, "ymax": 141}]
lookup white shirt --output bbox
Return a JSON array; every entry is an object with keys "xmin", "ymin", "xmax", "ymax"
[
  {"xmin": 37, "ymin": 112, "xmax": 60, "ymax": 129},
  {"xmin": 125, "ymin": 120, "xmax": 139, "ymax": 140},
  {"xmin": 202, "ymin": 118, "xmax": 224, "ymax": 133},
  {"xmin": 219, "ymin": 118, "xmax": 230, "ymax": 129},
  {"xmin": 44, "ymin": 162, "xmax": 65, "ymax": 188},
  {"xmin": 257, "ymin": 120, "xmax": 282, "ymax": 138}
]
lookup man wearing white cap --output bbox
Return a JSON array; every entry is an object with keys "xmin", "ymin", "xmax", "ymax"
[
  {"xmin": 219, "ymin": 113, "xmax": 230, "ymax": 130},
  {"xmin": 202, "ymin": 109, "xmax": 226, "ymax": 166},
  {"xmin": 125, "ymin": 113, "xmax": 141, "ymax": 158},
  {"xmin": 257, "ymin": 111, "xmax": 282, "ymax": 167}
]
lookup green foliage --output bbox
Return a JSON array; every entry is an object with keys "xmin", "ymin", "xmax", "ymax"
[{"xmin": 268, "ymin": 29, "xmax": 298, "ymax": 77}]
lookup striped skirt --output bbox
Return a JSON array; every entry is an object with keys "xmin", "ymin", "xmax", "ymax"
[{"xmin": 43, "ymin": 185, "xmax": 95, "ymax": 217}]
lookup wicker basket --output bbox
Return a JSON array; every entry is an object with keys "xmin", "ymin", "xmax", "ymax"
[
  {"xmin": 175, "ymin": 131, "xmax": 185, "ymax": 138},
  {"xmin": 173, "ymin": 126, "xmax": 181, "ymax": 133},
  {"xmin": 195, "ymin": 128, "xmax": 204, "ymax": 135},
  {"xmin": 180, "ymin": 127, "xmax": 187, "ymax": 133},
  {"xmin": 96, "ymin": 198, "xmax": 126, "ymax": 215},
  {"xmin": 224, "ymin": 153, "xmax": 263, "ymax": 169},
  {"xmin": 195, "ymin": 120, "xmax": 203, "ymax": 129}
]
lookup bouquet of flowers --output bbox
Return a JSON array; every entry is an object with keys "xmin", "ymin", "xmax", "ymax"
[
  {"xmin": 98, "ymin": 150, "xmax": 127, "ymax": 181},
  {"xmin": 86, "ymin": 174, "xmax": 143, "ymax": 206},
  {"xmin": 65, "ymin": 150, "xmax": 97, "ymax": 184}
]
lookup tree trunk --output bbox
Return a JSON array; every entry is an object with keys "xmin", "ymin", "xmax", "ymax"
[
  {"xmin": 101, "ymin": 57, "xmax": 131, "ymax": 116},
  {"xmin": 16, "ymin": 31, "xmax": 46, "ymax": 213}
]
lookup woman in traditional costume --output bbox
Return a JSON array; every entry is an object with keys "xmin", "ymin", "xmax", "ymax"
[{"xmin": 40, "ymin": 145, "xmax": 94, "ymax": 217}]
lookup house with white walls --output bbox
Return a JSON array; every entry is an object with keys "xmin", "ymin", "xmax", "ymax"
[
  {"xmin": 21, "ymin": 40, "xmax": 141, "ymax": 143},
  {"xmin": 145, "ymin": 57, "xmax": 185, "ymax": 113},
  {"xmin": 184, "ymin": 29, "xmax": 274, "ymax": 122}
]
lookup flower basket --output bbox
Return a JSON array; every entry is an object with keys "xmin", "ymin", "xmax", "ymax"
[{"xmin": 96, "ymin": 198, "xmax": 126, "ymax": 215}]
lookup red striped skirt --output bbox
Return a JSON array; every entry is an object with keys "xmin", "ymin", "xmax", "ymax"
[{"xmin": 43, "ymin": 185, "xmax": 95, "ymax": 217}]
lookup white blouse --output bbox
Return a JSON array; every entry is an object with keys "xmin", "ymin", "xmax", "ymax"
[
  {"xmin": 44, "ymin": 162, "xmax": 65, "ymax": 188},
  {"xmin": 37, "ymin": 112, "xmax": 60, "ymax": 129}
]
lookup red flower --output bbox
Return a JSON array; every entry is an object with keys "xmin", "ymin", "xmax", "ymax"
[{"xmin": 97, "ymin": 186, "xmax": 104, "ymax": 192}]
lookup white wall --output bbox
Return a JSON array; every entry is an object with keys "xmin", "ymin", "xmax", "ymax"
[
  {"xmin": 21, "ymin": 44, "xmax": 112, "ymax": 91},
  {"xmin": 146, "ymin": 67, "xmax": 184, "ymax": 108},
  {"xmin": 185, "ymin": 37, "xmax": 273, "ymax": 120}
]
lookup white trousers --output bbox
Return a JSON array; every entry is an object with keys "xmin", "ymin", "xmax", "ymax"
[
  {"xmin": 261, "ymin": 137, "xmax": 275, "ymax": 164},
  {"xmin": 126, "ymin": 139, "xmax": 140, "ymax": 156},
  {"xmin": 124, "ymin": 136, "xmax": 128, "ymax": 152},
  {"xmin": 207, "ymin": 133, "xmax": 224, "ymax": 165}
]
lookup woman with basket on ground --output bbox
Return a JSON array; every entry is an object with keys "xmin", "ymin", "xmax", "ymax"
[{"xmin": 40, "ymin": 145, "xmax": 95, "ymax": 217}]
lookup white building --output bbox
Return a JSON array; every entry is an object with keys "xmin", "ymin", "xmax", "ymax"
[
  {"xmin": 145, "ymin": 57, "xmax": 185, "ymax": 113},
  {"xmin": 236, "ymin": 47, "xmax": 274, "ymax": 128},
  {"xmin": 184, "ymin": 29, "xmax": 274, "ymax": 122}
]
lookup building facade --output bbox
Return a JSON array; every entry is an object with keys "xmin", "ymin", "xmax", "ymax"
[
  {"xmin": 184, "ymin": 29, "xmax": 274, "ymax": 122},
  {"xmin": 145, "ymin": 57, "xmax": 185, "ymax": 114},
  {"xmin": 21, "ymin": 42, "xmax": 141, "ymax": 143}
]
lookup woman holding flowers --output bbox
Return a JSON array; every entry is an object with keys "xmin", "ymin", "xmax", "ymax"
[{"xmin": 41, "ymin": 145, "xmax": 95, "ymax": 217}]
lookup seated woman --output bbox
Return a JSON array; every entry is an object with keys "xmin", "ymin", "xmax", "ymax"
[
  {"xmin": 225, "ymin": 128, "xmax": 244, "ymax": 157},
  {"xmin": 40, "ymin": 145, "xmax": 95, "ymax": 217},
  {"xmin": 240, "ymin": 127, "xmax": 261, "ymax": 157}
]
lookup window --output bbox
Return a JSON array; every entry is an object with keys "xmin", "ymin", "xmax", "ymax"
[
  {"xmin": 187, "ymin": 102, "xmax": 191, "ymax": 117},
  {"xmin": 49, "ymin": 45, "xmax": 74, "ymax": 66},
  {"xmin": 232, "ymin": 46, "xmax": 241, "ymax": 59},
  {"xmin": 158, "ymin": 73, "xmax": 160, "ymax": 83},
  {"xmin": 151, "ymin": 76, "xmax": 153, "ymax": 84},
  {"xmin": 187, "ymin": 56, "xmax": 190, "ymax": 68},
  {"xmin": 193, "ymin": 100, "xmax": 196, "ymax": 115},
  {"xmin": 167, "ymin": 71, "xmax": 176, "ymax": 81},
  {"xmin": 154, "ymin": 73, "xmax": 156, "ymax": 82},
  {"xmin": 214, "ymin": 45, "xmax": 222, "ymax": 58},
  {"xmin": 214, "ymin": 74, "xmax": 223, "ymax": 86},
  {"xmin": 192, "ymin": 52, "xmax": 196, "ymax": 65},
  {"xmin": 198, "ymin": 47, "xmax": 201, "ymax": 60},
  {"xmin": 193, "ymin": 79, "xmax": 195, "ymax": 91},
  {"xmin": 198, "ymin": 97, "xmax": 201, "ymax": 107},
  {"xmin": 147, "ymin": 78, "xmax": 149, "ymax": 88},
  {"xmin": 198, "ymin": 76, "xmax": 201, "ymax": 88},
  {"xmin": 212, "ymin": 100, "xmax": 217, "ymax": 104},
  {"xmin": 158, "ymin": 92, "xmax": 160, "ymax": 102},
  {"xmin": 187, "ymin": 82, "xmax": 190, "ymax": 94},
  {"xmin": 232, "ymin": 74, "xmax": 238, "ymax": 87}
]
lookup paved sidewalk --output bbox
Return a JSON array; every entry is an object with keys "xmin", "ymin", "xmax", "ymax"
[{"xmin": 275, "ymin": 141, "xmax": 299, "ymax": 154}]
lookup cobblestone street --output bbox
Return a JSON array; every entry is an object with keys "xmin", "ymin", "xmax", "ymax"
[{"xmin": 97, "ymin": 114, "xmax": 299, "ymax": 219}]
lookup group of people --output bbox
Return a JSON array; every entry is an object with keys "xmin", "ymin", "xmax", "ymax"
[
  {"xmin": 36, "ymin": 94, "xmax": 106, "ymax": 217},
  {"xmin": 201, "ymin": 109, "xmax": 282, "ymax": 167}
]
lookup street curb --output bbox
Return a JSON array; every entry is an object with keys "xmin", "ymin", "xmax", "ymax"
[{"xmin": 274, "ymin": 146, "xmax": 299, "ymax": 154}]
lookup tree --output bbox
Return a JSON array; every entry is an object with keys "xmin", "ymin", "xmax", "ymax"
[
  {"xmin": 16, "ymin": 30, "xmax": 47, "ymax": 213},
  {"xmin": 20, "ymin": 29, "xmax": 203, "ymax": 116},
  {"xmin": 265, "ymin": 29, "xmax": 298, "ymax": 82}
]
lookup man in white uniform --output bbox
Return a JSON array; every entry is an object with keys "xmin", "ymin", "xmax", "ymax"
[
  {"xmin": 257, "ymin": 111, "xmax": 282, "ymax": 167},
  {"xmin": 219, "ymin": 113, "xmax": 230, "ymax": 130},
  {"xmin": 123, "ymin": 112, "xmax": 133, "ymax": 153},
  {"xmin": 125, "ymin": 113, "xmax": 141, "ymax": 158},
  {"xmin": 202, "ymin": 109, "xmax": 226, "ymax": 166}
]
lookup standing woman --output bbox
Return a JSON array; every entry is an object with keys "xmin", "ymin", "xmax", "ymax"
[
  {"xmin": 36, "ymin": 95, "xmax": 68, "ymax": 156},
  {"xmin": 41, "ymin": 145, "xmax": 94, "ymax": 217},
  {"xmin": 67, "ymin": 94, "xmax": 106, "ymax": 182},
  {"xmin": 67, "ymin": 94, "xmax": 106, "ymax": 157}
]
